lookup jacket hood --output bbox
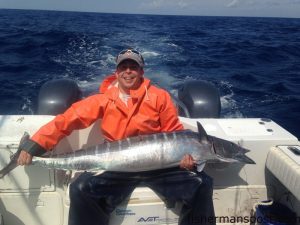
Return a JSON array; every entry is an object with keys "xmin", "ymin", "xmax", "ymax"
[{"xmin": 99, "ymin": 74, "xmax": 117, "ymax": 94}]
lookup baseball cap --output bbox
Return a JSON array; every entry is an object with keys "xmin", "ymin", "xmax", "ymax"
[{"xmin": 116, "ymin": 49, "xmax": 145, "ymax": 67}]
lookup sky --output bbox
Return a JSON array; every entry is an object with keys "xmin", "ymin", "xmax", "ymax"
[{"xmin": 0, "ymin": 0, "xmax": 300, "ymax": 18}]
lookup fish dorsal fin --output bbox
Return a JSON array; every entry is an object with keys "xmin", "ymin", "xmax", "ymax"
[{"xmin": 197, "ymin": 121, "xmax": 208, "ymax": 142}]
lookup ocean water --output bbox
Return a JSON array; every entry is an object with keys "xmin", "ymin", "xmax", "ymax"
[{"xmin": 0, "ymin": 9, "xmax": 299, "ymax": 138}]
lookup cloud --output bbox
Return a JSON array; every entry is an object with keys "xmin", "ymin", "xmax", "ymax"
[
  {"xmin": 226, "ymin": 0, "xmax": 257, "ymax": 8},
  {"xmin": 227, "ymin": 0, "xmax": 300, "ymax": 9},
  {"xmin": 177, "ymin": 0, "xmax": 189, "ymax": 8},
  {"xmin": 139, "ymin": 0, "xmax": 195, "ymax": 10},
  {"xmin": 139, "ymin": 0, "xmax": 167, "ymax": 9},
  {"xmin": 288, "ymin": 0, "xmax": 300, "ymax": 4},
  {"xmin": 150, "ymin": 0, "xmax": 164, "ymax": 8},
  {"xmin": 227, "ymin": 0, "xmax": 240, "ymax": 7}
]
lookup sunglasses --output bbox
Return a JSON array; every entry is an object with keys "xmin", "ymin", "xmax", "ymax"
[{"xmin": 117, "ymin": 49, "xmax": 144, "ymax": 63}]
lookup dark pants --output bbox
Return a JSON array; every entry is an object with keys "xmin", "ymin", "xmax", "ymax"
[{"xmin": 68, "ymin": 168, "xmax": 215, "ymax": 225}]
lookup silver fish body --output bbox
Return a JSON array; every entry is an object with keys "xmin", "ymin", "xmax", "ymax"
[
  {"xmin": 32, "ymin": 131, "xmax": 215, "ymax": 172},
  {"xmin": 0, "ymin": 122, "xmax": 255, "ymax": 178}
]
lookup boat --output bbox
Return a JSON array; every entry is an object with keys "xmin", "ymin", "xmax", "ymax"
[{"xmin": 0, "ymin": 79, "xmax": 299, "ymax": 225}]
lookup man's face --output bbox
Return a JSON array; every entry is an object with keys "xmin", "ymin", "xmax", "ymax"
[{"xmin": 116, "ymin": 59, "xmax": 144, "ymax": 94}]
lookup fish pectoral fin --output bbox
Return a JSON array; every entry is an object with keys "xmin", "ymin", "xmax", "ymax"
[{"xmin": 195, "ymin": 161, "xmax": 206, "ymax": 172}]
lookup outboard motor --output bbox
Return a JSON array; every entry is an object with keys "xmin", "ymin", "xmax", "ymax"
[
  {"xmin": 178, "ymin": 80, "xmax": 221, "ymax": 118},
  {"xmin": 178, "ymin": 80, "xmax": 228, "ymax": 170},
  {"xmin": 37, "ymin": 79, "xmax": 82, "ymax": 115}
]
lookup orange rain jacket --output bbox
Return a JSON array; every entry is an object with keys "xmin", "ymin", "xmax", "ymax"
[{"xmin": 27, "ymin": 75, "xmax": 183, "ymax": 154}]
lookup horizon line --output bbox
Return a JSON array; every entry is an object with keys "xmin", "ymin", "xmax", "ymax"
[{"xmin": 1, "ymin": 7, "xmax": 300, "ymax": 20}]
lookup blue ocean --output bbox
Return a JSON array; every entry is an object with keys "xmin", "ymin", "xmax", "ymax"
[{"xmin": 0, "ymin": 9, "xmax": 299, "ymax": 138}]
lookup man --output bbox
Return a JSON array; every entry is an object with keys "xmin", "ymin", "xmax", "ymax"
[{"xmin": 18, "ymin": 49, "xmax": 215, "ymax": 225}]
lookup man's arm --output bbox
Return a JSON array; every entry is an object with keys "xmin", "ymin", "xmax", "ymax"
[
  {"xmin": 18, "ymin": 151, "xmax": 33, "ymax": 165},
  {"xmin": 180, "ymin": 154, "xmax": 196, "ymax": 170},
  {"xmin": 18, "ymin": 94, "xmax": 107, "ymax": 165},
  {"xmin": 158, "ymin": 90, "xmax": 184, "ymax": 132}
]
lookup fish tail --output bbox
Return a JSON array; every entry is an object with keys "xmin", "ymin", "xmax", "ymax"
[{"xmin": 0, "ymin": 132, "xmax": 30, "ymax": 179}]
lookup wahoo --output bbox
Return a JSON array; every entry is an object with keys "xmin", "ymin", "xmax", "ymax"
[{"xmin": 0, "ymin": 122, "xmax": 255, "ymax": 179}]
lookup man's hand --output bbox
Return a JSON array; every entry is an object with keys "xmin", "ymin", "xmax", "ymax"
[
  {"xmin": 180, "ymin": 154, "xmax": 196, "ymax": 170},
  {"xmin": 17, "ymin": 150, "xmax": 33, "ymax": 166}
]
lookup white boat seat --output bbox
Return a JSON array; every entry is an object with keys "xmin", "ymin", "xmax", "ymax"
[{"xmin": 266, "ymin": 146, "xmax": 300, "ymax": 201}]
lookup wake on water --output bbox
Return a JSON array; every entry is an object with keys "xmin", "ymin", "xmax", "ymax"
[{"xmin": 0, "ymin": 9, "xmax": 299, "ymax": 138}]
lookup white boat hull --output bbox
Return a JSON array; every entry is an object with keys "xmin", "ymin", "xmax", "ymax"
[{"xmin": 0, "ymin": 115, "xmax": 299, "ymax": 225}]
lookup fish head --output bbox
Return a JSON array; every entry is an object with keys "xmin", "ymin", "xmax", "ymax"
[
  {"xmin": 208, "ymin": 135, "xmax": 255, "ymax": 164},
  {"xmin": 195, "ymin": 121, "xmax": 255, "ymax": 164}
]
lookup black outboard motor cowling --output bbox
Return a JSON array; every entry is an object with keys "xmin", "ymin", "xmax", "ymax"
[
  {"xmin": 37, "ymin": 79, "xmax": 82, "ymax": 115},
  {"xmin": 178, "ymin": 80, "xmax": 221, "ymax": 118},
  {"xmin": 37, "ymin": 79, "xmax": 220, "ymax": 117}
]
